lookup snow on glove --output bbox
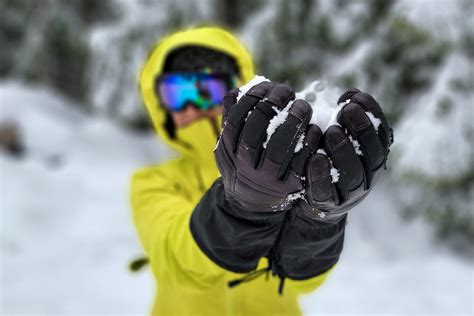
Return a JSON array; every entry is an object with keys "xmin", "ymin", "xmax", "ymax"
[
  {"xmin": 215, "ymin": 81, "xmax": 313, "ymax": 212},
  {"xmin": 300, "ymin": 88, "xmax": 393, "ymax": 222}
]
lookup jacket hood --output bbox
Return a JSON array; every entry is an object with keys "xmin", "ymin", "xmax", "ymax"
[{"xmin": 139, "ymin": 26, "xmax": 255, "ymax": 165}]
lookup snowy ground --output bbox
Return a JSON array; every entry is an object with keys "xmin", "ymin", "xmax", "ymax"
[{"xmin": 1, "ymin": 82, "xmax": 473, "ymax": 314}]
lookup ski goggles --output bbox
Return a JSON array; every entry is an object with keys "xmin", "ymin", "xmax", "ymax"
[{"xmin": 155, "ymin": 73, "xmax": 237, "ymax": 112}]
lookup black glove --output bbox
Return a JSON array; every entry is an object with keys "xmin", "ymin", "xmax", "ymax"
[
  {"xmin": 215, "ymin": 81, "xmax": 313, "ymax": 212},
  {"xmin": 301, "ymin": 88, "xmax": 393, "ymax": 222},
  {"xmin": 191, "ymin": 82, "xmax": 315, "ymax": 273}
]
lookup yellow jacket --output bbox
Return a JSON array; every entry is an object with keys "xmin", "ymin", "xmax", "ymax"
[{"xmin": 131, "ymin": 27, "xmax": 332, "ymax": 316}]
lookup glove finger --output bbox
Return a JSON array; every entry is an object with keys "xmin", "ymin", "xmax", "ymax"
[
  {"xmin": 337, "ymin": 102, "xmax": 385, "ymax": 187},
  {"xmin": 324, "ymin": 125, "xmax": 365, "ymax": 204},
  {"xmin": 306, "ymin": 153, "xmax": 337, "ymax": 206},
  {"xmin": 291, "ymin": 124, "xmax": 322, "ymax": 175},
  {"xmin": 264, "ymin": 99, "xmax": 312, "ymax": 180},
  {"xmin": 223, "ymin": 81, "xmax": 274, "ymax": 153},
  {"xmin": 239, "ymin": 83, "xmax": 295, "ymax": 168},
  {"xmin": 351, "ymin": 92, "xmax": 392, "ymax": 155},
  {"xmin": 337, "ymin": 88, "xmax": 361, "ymax": 105},
  {"xmin": 222, "ymin": 88, "xmax": 239, "ymax": 124}
]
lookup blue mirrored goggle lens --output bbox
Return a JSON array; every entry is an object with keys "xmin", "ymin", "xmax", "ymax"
[{"xmin": 157, "ymin": 74, "xmax": 231, "ymax": 111}]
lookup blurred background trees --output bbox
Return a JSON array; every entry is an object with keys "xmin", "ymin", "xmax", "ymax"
[{"xmin": 1, "ymin": 0, "xmax": 472, "ymax": 255}]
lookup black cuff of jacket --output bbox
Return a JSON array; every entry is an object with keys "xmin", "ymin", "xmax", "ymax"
[
  {"xmin": 277, "ymin": 211, "xmax": 347, "ymax": 280},
  {"xmin": 190, "ymin": 178, "xmax": 286, "ymax": 273}
]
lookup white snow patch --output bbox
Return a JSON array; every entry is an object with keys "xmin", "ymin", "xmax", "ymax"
[
  {"xmin": 330, "ymin": 167, "xmax": 340, "ymax": 183},
  {"xmin": 317, "ymin": 210, "xmax": 327, "ymax": 219},
  {"xmin": 262, "ymin": 101, "xmax": 293, "ymax": 148},
  {"xmin": 286, "ymin": 189, "xmax": 306, "ymax": 202},
  {"xmin": 294, "ymin": 133, "xmax": 306, "ymax": 153},
  {"xmin": 295, "ymin": 174, "xmax": 306, "ymax": 181},
  {"xmin": 365, "ymin": 111, "xmax": 382, "ymax": 132},
  {"xmin": 348, "ymin": 135, "xmax": 363, "ymax": 156},
  {"xmin": 317, "ymin": 148, "xmax": 328, "ymax": 156},
  {"xmin": 244, "ymin": 109, "xmax": 253, "ymax": 122},
  {"xmin": 237, "ymin": 75, "xmax": 270, "ymax": 101}
]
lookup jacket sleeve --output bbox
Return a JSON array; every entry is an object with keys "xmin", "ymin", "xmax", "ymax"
[
  {"xmin": 271, "ymin": 208, "xmax": 346, "ymax": 295},
  {"xmin": 190, "ymin": 178, "xmax": 287, "ymax": 273},
  {"xmin": 130, "ymin": 164, "xmax": 227, "ymax": 286},
  {"xmin": 190, "ymin": 178, "xmax": 345, "ymax": 291}
]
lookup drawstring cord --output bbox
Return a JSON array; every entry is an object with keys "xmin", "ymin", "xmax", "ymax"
[
  {"xmin": 129, "ymin": 256, "xmax": 149, "ymax": 272},
  {"xmin": 228, "ymin": 266, "xmax": 271, "ymax": 288},
  {"xmin": 270, "ymin": 252, "xmax": 286, "ymax": 295},
  {"xmin": 228, "ymin": 210, "xmax": 293, "ymax": 295},
  {"xmin": 228, "ymin": 256, "xmax": 287, "ymax": 295},
  {"xmin": 278, "ymin": 276, "xmax": 286, "ymax": 295}
]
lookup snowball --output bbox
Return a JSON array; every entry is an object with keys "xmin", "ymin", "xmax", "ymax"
[
  {"xmin": 237, "ymin": 78, "xmax": 347, "ymax": 151},
  {"xmin": 304, "ymin": 92, "xmax": 316, "ymax": 102},
  {"xmin": 365, "ymin": 111, "xmax": 382, "ymax": 132},
  {"xmin": 296, "ymin": 80, "xmax": 344, "ymax": 132},
  {"xmin": 237, "ymin": 75, "xmax": 270, "ymax": 101}
]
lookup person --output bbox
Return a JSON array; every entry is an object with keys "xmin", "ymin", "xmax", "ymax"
[{"xmin": 131, "ymin": 26, "xmax": 393, "ymax": 316}]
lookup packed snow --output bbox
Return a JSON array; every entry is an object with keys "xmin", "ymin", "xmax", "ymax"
[
  {"xmin": 294, "ymin": 133, "xmax": 305, "ymax": 153},
  {"xmin": 296, "ymin": 80, "xmax": 345, "ymax": 132},
  {"xmin": 329, "ymin": 167, "xmax": 340, "ymax": 184},
  {"xmin": 316, "ymin": 148, "xmax": 328, "ymax": 156},
  {"xmin": 238, "ymin": 77, "xmax": 382, "ymax": 153},
  {"xmin": 262, "ymin": 102, "xmax": 292, "ymax": 148},
  {"xmin": 286, "ymin": 189, "xmax": 306, "ymax": 202},
  {"xmin": 236, "ymin": 75, "xmax": 270, "ymax": 101},
  {"xmin": 348, "ymin": 135, "xmax": 363, "ymax": 156},
  {"xmin": 365, "ymin": 111, "xmax": 382, "ymax": 132}
]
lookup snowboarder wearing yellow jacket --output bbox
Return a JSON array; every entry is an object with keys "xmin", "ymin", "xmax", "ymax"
[{"xmin": 131, "ymin": 26, "xmax": 393, "ymax": 316}]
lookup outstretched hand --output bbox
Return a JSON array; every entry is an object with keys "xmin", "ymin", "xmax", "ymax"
[
  {"xmin": 216, "ymin": 80, "xmax": 393, "ymax": 218},
  {"xmin": 301, "ymin": 88, "xmax": 393, "ymax": 221}
]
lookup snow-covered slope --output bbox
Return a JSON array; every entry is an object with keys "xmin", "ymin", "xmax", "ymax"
[{"xmin": 0, "ymin": 82, "xmax": 171, "ymax": 313}]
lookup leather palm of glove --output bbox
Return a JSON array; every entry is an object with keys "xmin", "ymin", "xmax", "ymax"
[{"xmin": 215, "ymin": 83, "xmax": 393, "ymax": 220}]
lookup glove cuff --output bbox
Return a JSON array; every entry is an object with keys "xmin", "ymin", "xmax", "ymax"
[{"xmin": 190, "ymin": 178, "xmax": 287, "ymax": 273}]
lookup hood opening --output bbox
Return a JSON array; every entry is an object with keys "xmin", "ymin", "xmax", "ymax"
[
  {"xmin": 139, "ymin": 26, "xmax": 255, "ymax": 163},
  {"xmin": 160, "ymin": 45, "xmax": 240, "ymax": 141}
]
